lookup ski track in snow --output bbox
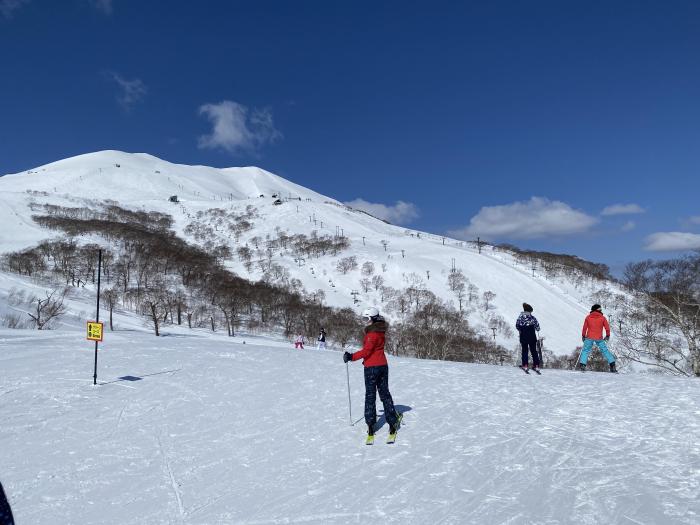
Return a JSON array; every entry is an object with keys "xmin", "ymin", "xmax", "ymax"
[{"xmin": 1, "ymin": 328, "xmax": 699, "ymax": 524}]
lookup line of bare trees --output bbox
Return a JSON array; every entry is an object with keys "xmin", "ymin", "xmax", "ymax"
[
  {"xmin": 495, "ymin": 243, "xmax": 613, "ymax": 282},
  {"xmin": 3, "ymin": 204, "xmax": 364, "ymax": 343},
  {"xmin": 611, "ymin": 254, "xmax": 700, "ymax": 377},
  {"xmin": 372, "ymin": 272, "xmax": 509, "ymax": 363},
  {"xmin": 3, "ymin": 200, "xmax": 515, "ymax": 366}
]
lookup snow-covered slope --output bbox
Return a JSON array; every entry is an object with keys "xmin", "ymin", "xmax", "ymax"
[
  {"xmin": 1, "ymin": 325, "xmax": 698, "ymax": 524},
  {"xmin": 0, "ymin": 150, "xmax": 622, "ymax": 355},
  {"xmin": 0, "ymin": 150, "xmax": 330, "ymax": 204},
  {"xmin": 1, "ymin": 152, "xmax": 697, "ymax": 525}
]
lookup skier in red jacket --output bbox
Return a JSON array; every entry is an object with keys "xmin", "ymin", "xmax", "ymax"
[
  {"xmin": 343, "ymin": 307, "xmax": 402, "ymax": 439},
  {"xmin": 579, "ymin": 304, "xmax": 617, "ymax": 372}
]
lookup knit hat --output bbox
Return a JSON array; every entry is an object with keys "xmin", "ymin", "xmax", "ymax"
[
  {"xmin": 523, "ymin": 303, "xmax": 533, "ymax": 312},
  {"xmin": 591, "ymin": 304, "xmax": 602, "ymax": 312}
]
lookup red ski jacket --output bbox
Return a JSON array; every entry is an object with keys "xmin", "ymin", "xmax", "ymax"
[
  {"xmin": 582, "ymin": 311, "xmax": 610, "ymax": 340},
  {"xmin": 351, "ymin": 320, "xmax": 388, "ymax": 367}
]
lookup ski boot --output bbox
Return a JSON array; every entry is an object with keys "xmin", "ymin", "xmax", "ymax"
[
  {"xmin": 366, "ymin": 421, "xmax": 375, "ymax": 445},
  {"xmin": 390, "ymin": 412, "xmax": 403, "ymax": 433},
  {"xmin": 609, "ymin": 362, "xmax": 618, "ymax": 373},
  {"xmin": 387, "ymin": 413, "xmax": 402, "ymax": 444},
  {"xmin": 577, "ymin": 362, "xmax": 587, "ymax": 372}
]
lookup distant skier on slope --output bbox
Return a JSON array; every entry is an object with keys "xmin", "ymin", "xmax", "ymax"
[
  {"xmin": 579, "ymin": 304, "xmax": 617, "ymax": 372},
  {"xmin": 317, "ymin": 328, "xmax": 327, "ymax": 350},
  {"xmin": 294, "ymin": 333, "xmax": 305, "ymax": 349},
  {"xmin": 516, "ymin": 303, "xmax": 541, "ymax": 373},
  {"xmin": 343, "ymin": 307, "xmax": 402, "ymax": 442}
]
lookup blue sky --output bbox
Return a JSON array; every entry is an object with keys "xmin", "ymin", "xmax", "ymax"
[{"xmin": 2, "ymin": 0, "xmax": 700, "ymax": 274}]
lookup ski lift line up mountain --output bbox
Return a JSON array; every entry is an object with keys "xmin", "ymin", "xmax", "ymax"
[{"xmin": 0, "ymin": 150, "xmax": 623, "ymax": 355}]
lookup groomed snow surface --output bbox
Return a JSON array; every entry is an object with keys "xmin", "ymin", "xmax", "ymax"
[
  {"xmin": 1, "ymin": 151, "xmax": 698, "ymax": 523},
  {"xmin": 1, "ymin": 326, "xmax": 699, "ymax": 524}
]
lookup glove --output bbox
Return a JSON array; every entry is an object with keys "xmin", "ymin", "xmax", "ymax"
[
  {"xmin": 604, "ymin": 336, "xmax": 610, "ymax": 342},
  {"xmin": 582, "ymin": 336, "xmax": 586, "ymax": 343},
  {"xmin": 343, "ymin": 352, "xmax": 352, "ymax": 363}
]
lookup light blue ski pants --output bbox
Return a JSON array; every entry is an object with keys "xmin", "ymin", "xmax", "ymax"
[{"xmin": 580, "ymin": 338, "xmax": 615, "ymax": 364}]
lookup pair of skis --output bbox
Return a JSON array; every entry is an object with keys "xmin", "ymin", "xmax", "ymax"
[
  {"xmin": 366, "ymin": 413, "xmax": 403, "ymax": 445},
  {"xmin": 520, "ymin": 366, "xmax": 541, "ymax": 375}
]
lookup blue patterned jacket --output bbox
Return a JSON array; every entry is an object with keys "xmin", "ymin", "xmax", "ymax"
[{"xmin": 516, "ymin": 312, "xmax": 540, "ymax": 342}]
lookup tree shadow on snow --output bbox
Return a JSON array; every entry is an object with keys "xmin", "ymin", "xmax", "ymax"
[{"xmin": 98, "ymin": 368, "xmax": 182, "ymax": 385}]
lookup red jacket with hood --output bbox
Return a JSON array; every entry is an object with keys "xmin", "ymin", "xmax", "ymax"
[
  {"xmin": 582, "ymin": 311, "xmax": 610, "ymax": 340},
  {"xmin": 351, "ymin": 319, "xmax": 388, "ymax": 367}
]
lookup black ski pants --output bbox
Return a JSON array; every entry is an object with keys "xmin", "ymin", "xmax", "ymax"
[
  {"xmin": 363, "ymin": 365, "xmax": 398, "ymax": 427},
  {"xmin": 521, "ymin": 338, "xmax": 540, "ymax": 367}
]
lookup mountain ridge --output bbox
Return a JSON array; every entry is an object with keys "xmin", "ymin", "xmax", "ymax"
[{"xmin": 0, "ymin": 150, "xmax": 624, "ymax": 357}]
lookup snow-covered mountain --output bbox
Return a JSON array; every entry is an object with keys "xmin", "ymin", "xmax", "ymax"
[
  {"xmin": 1, "ymin": 152, "xmax": 698, "ymax": 525},
  {"xmin": 0, "ymin": 150, "xmax": 622, "ymax": 356}
]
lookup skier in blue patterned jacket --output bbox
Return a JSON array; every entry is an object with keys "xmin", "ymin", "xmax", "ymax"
[{"xmin": 516, "ymin": 303, "xmax": 541, "ymax": 371}]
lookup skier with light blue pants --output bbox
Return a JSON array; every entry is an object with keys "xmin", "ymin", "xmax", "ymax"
[{"xmin": 579, "ymin": 304, "xmax": 617, "ymax": 372}]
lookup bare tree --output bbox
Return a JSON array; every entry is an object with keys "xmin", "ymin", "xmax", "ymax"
[
  {"xmin": 359, "ymin": 278, "xmax": 372, "ymax": 293},
  {"xmin": 336, "ymin": 256, "xmax": 358, "ymax": 275},
  {"xmin": 27, "ymin": 289, "xmax": 67, "ymax": 330},
  {"xmin": 447, "ymin": 269, "xmax": 466, "ymax": 292},
  {"xmin": 482, "ymin": 290, "xmax": 496, "ymax": 311},
  {"xmin": 468, "ymin": 283, "xmax": 480, "ymax": 303},
  {"xmin": 101, "ymin": 288, "xmax": 120, "ymax": 330},
  {"xmin": 2, "ymin": 312, "xmax": 26, "ymax": 329},
  {"xmin": 236, "ymin": 246, "xmax": 253, "ymax": 272},
  {"xmin": 139, "ymin": 284, "xmax": 168, "ymax": 336},
  {"xmin": 617, "ymin": 256, "xmax": 700, "ymax": 376},
  {"xmin": 328, "ymin": 308, "xmax": 363, "ymax": 348}
]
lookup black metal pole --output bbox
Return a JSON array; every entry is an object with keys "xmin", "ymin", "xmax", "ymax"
[{"xmin": 93, "ymin": 249, "xmax": 102, "ymax": 385}]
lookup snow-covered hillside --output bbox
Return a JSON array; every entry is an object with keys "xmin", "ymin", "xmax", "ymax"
[
  {"xmin": 0, "ymin": 151, "xmax": 622, "ymax": 356},
  {"xmin": 1, "ymin": 324, "xmax": 698, "ymax": 524},
  {"xmin": 1, "ymin": 152, "xmax": 698, "ymax": 525}
]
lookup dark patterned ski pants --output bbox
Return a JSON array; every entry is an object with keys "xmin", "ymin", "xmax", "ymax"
[
  {"xmin": 364, "ymin": 365, "xmax": 398, "ymax": 427},
  {"xmin": 0, "ymin": 482, "xmax": 14, "ymax": 525},
  {"xmin": 521, "ymin": 338, "xmax": 540, "ymax": 367}
]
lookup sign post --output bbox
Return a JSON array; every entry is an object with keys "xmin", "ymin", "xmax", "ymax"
[{"xmin": 88, "ymin": 250, "xmax": 103, "ymax": 385}]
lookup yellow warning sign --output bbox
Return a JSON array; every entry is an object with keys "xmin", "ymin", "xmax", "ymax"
[{"xmin": 87, "ymin": 321, "xmax": 104, "ymax": 342}]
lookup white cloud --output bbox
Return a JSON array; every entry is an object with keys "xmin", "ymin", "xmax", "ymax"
[
  {"xmin": 344, "ymin": 199, "xmax": 419, "ymax": 225},
  {"xmin": 644, "ymin": 232, "xmax": 700, "ymax": 252},
  {"xmin": 91, "ymin": 0, "xmax": 112, "ymax": 14},
  {"xmin": 601, "ymin": 203, "xmax": 645, "ymax": 216},
  {"xmin": 621, "ymin": 220, "xmax": 636, "ymax": 232},
  {"xmin": 198, "ymin": 100, "xmax": 281, "ymax": 155},
  {"xmin": 449, "ymin": 197, "xmax": 598, "ymax": 240},
  {"xmin": 109, "ymin": 72, "xmax": 146, "ymax": 110},
  {"xmin": 0, "ymin": 0, "xmax": 30, "ymax": 18},
  {"xmin": 688, "ymin": 216, "xmax": 700, "ymax": 225}
]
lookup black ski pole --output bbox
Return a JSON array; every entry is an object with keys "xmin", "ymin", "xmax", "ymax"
[{"xmin": 346, "ymin": 362, "xmax": 353, "ymax": 426}]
